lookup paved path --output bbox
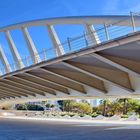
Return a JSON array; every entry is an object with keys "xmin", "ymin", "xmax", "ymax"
[{"xmin": 0, "ymin": 118, "xmax": 140, "ymax": 140}]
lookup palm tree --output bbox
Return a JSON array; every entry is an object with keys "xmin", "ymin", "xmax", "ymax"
[
  {"xmin": 100, "ymin": 99, "xmax": 110, "ymax": 116},
  {"xmin": 118, "ymin": 98, "xmax": 129, "ymax": 115}
]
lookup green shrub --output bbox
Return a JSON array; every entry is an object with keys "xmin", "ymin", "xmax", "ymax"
[
  {"xmin": 121, "ymin": 115, "xmax": 128, "ymax": 118},
  {"xmin": 69, "ymin": 114, "xmax": 74, "ymax": 117},
  {"xmin": 61, "ymin": 113, "xmax": 66, "ymax": 116},
  {"xmin": 91, "ymin": 112, "xmax": 98, "ymax": 118},
  {"xmin": 68, "ymin": 113, "xmax": 76, "ymax": 117},
  {"xmin": 79, "ymin": 114, "xmax": 85, "ymax": 117}
]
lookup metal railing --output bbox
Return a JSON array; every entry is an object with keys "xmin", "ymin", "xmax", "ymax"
[{"xmin": 0, "ymin": 12, "xmax": 140, "ymax": 75}]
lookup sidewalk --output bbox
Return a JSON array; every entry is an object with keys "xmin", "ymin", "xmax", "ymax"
[{"xmin": 1, "ymin": 115, "xmax": 140, "ymax": 125}]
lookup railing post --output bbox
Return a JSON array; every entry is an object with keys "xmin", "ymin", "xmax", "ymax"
[
  {"xmin": 42, "ymin": 48, "xmax": 47, "ymax": 61},
  {"xmin": 34, "ymin": 53, "xmax": 38, "ymax": 64},
  {"xmin": 104, "ymin": 24, "xmax": 109, "ymax": 40},
  {"xmin": 67, "ymin": 37, "xmax": 71, "ymax": 51},
  {"xmin": 25, "ymin": 56, "xmax": 29, "ymax": 66},
  {"xmin": 130, "ymin": 12, "xmax": 136, "ymax": 32},
  {"xmin": 83, "ymin": 32, "xmax": 88, "ymax": 47},
  {"xmin": 3, "ymin": 67, "xmax": 5, "ymax": 74},
  {"xmin": 0, "ymin": 68, "xmax": 3, "ymax": 75},
  {"xmin": 54, "ymin": 47, "xmax": 57, "ymax": 57},
  {"xmin": 13, "ymin": 63, "xmax": 16, "ymax": 71},
  {"xmin": 8, "ymin": 64, "xmax": 13, "ymax": 72}
]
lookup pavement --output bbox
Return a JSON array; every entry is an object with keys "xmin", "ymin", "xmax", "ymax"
[{"xmin": 0, "ymin": 116, "xmax": 140, "ymax": 140}]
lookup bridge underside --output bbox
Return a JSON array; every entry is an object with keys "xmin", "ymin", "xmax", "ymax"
[{"xmin": 1, "ymin": 32, "xmax": 140, "ymax": 104}]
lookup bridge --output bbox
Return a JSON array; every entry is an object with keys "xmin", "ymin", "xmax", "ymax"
[{"xmin": 0, "ymin": 12, "xmax": 140, "ymax": 104}]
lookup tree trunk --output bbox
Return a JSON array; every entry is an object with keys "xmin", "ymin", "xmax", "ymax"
[
  {"xmin": 123, "ymin": 98, "xmax": 127, "ymax": 115},
  {"xmin": 103, "ymin": 101, "xmax": 107, "ymax": 116}
]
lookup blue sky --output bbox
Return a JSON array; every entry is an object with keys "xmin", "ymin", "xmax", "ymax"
[
  {"xmin": 0, "ymin": 0, "xmax": 140, "ymax": 71},
  {"xmin": 0, "ymin": 0, "xmax": 140, "ymax": 26}
]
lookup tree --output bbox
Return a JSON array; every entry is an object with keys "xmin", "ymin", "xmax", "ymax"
[
  {"xmin": 71, "ymin": 102, "xmax": 92, "ymax": 114},
  {"xmin": 99, "ymin": 99, "xmax": 111, "ymax": 116},
  {"xmin": 63, "ymin": 100, "xmax": 74, "ymax": 112},
  {"xmin": 109, "ymin": 101, "xmax": 123, "ymax": 115},
  {"xmin": 127, "ymin": 99, "xmax": 140, "ymax": 114},
  {"xmin": 58, "ymin": 100, "xmax": 92, "ymax": 114},
  {"xmin": 118, "ymin": 98, "xmax": 128, "ymax": 115},
  {"xmin": 57, "ymin": 100, "xmax": 75, "ymax": 111},
  {"xmin": 135, "ymin": 105, "xmax": 140, "ymax": 115}
]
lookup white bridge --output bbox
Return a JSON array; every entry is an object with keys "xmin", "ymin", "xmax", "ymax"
[{"xmin": 0, "ymin": 12, "xmax": 140, "ymax": 104}]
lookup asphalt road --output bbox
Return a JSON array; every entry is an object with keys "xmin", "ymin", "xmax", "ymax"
[{"xmin": 0, "ymin": 118, "xmax": 140, "ymax": 140}]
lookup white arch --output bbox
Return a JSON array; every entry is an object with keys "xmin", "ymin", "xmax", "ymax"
[{"xmin": 0, "ymin": 15, "xmax": 139, "ymax": 32}]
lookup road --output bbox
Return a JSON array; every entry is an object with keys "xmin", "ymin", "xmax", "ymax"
[{"xmin": 0, "ymin": 118, "xmax": 140, "ymax": 140}]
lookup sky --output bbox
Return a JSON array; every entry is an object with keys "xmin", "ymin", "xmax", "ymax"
[
  {"xmin": 0, "ymin": 0, "xmax": 140, "ymax": 72},
  {"xmin": 0, "ymin": 0, "xmax": 140, "ymax": 26}
]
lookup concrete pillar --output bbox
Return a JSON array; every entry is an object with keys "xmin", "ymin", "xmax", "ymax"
[
  {"xmin": 85, "ymin": 24, "xmax": 100, "ymax": 45},
  {"xmin": 47, "ymin": 25, "xmax": 65, "ymax": 56},
  {"xmin": 21, "ymin": 27, "xmax": 41, "ymax": 64},
  {"xmin": 0, "ymin": 46, "xmax": 12, "ymax": 73},
  {"xmin": 4, "ymin": 30, "xmax": 24, "ymax": 69}
]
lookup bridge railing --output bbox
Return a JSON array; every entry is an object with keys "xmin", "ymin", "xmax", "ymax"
[{"xmin": 0, "ymin": 12, "xmax": 140, "ymax": 75}]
